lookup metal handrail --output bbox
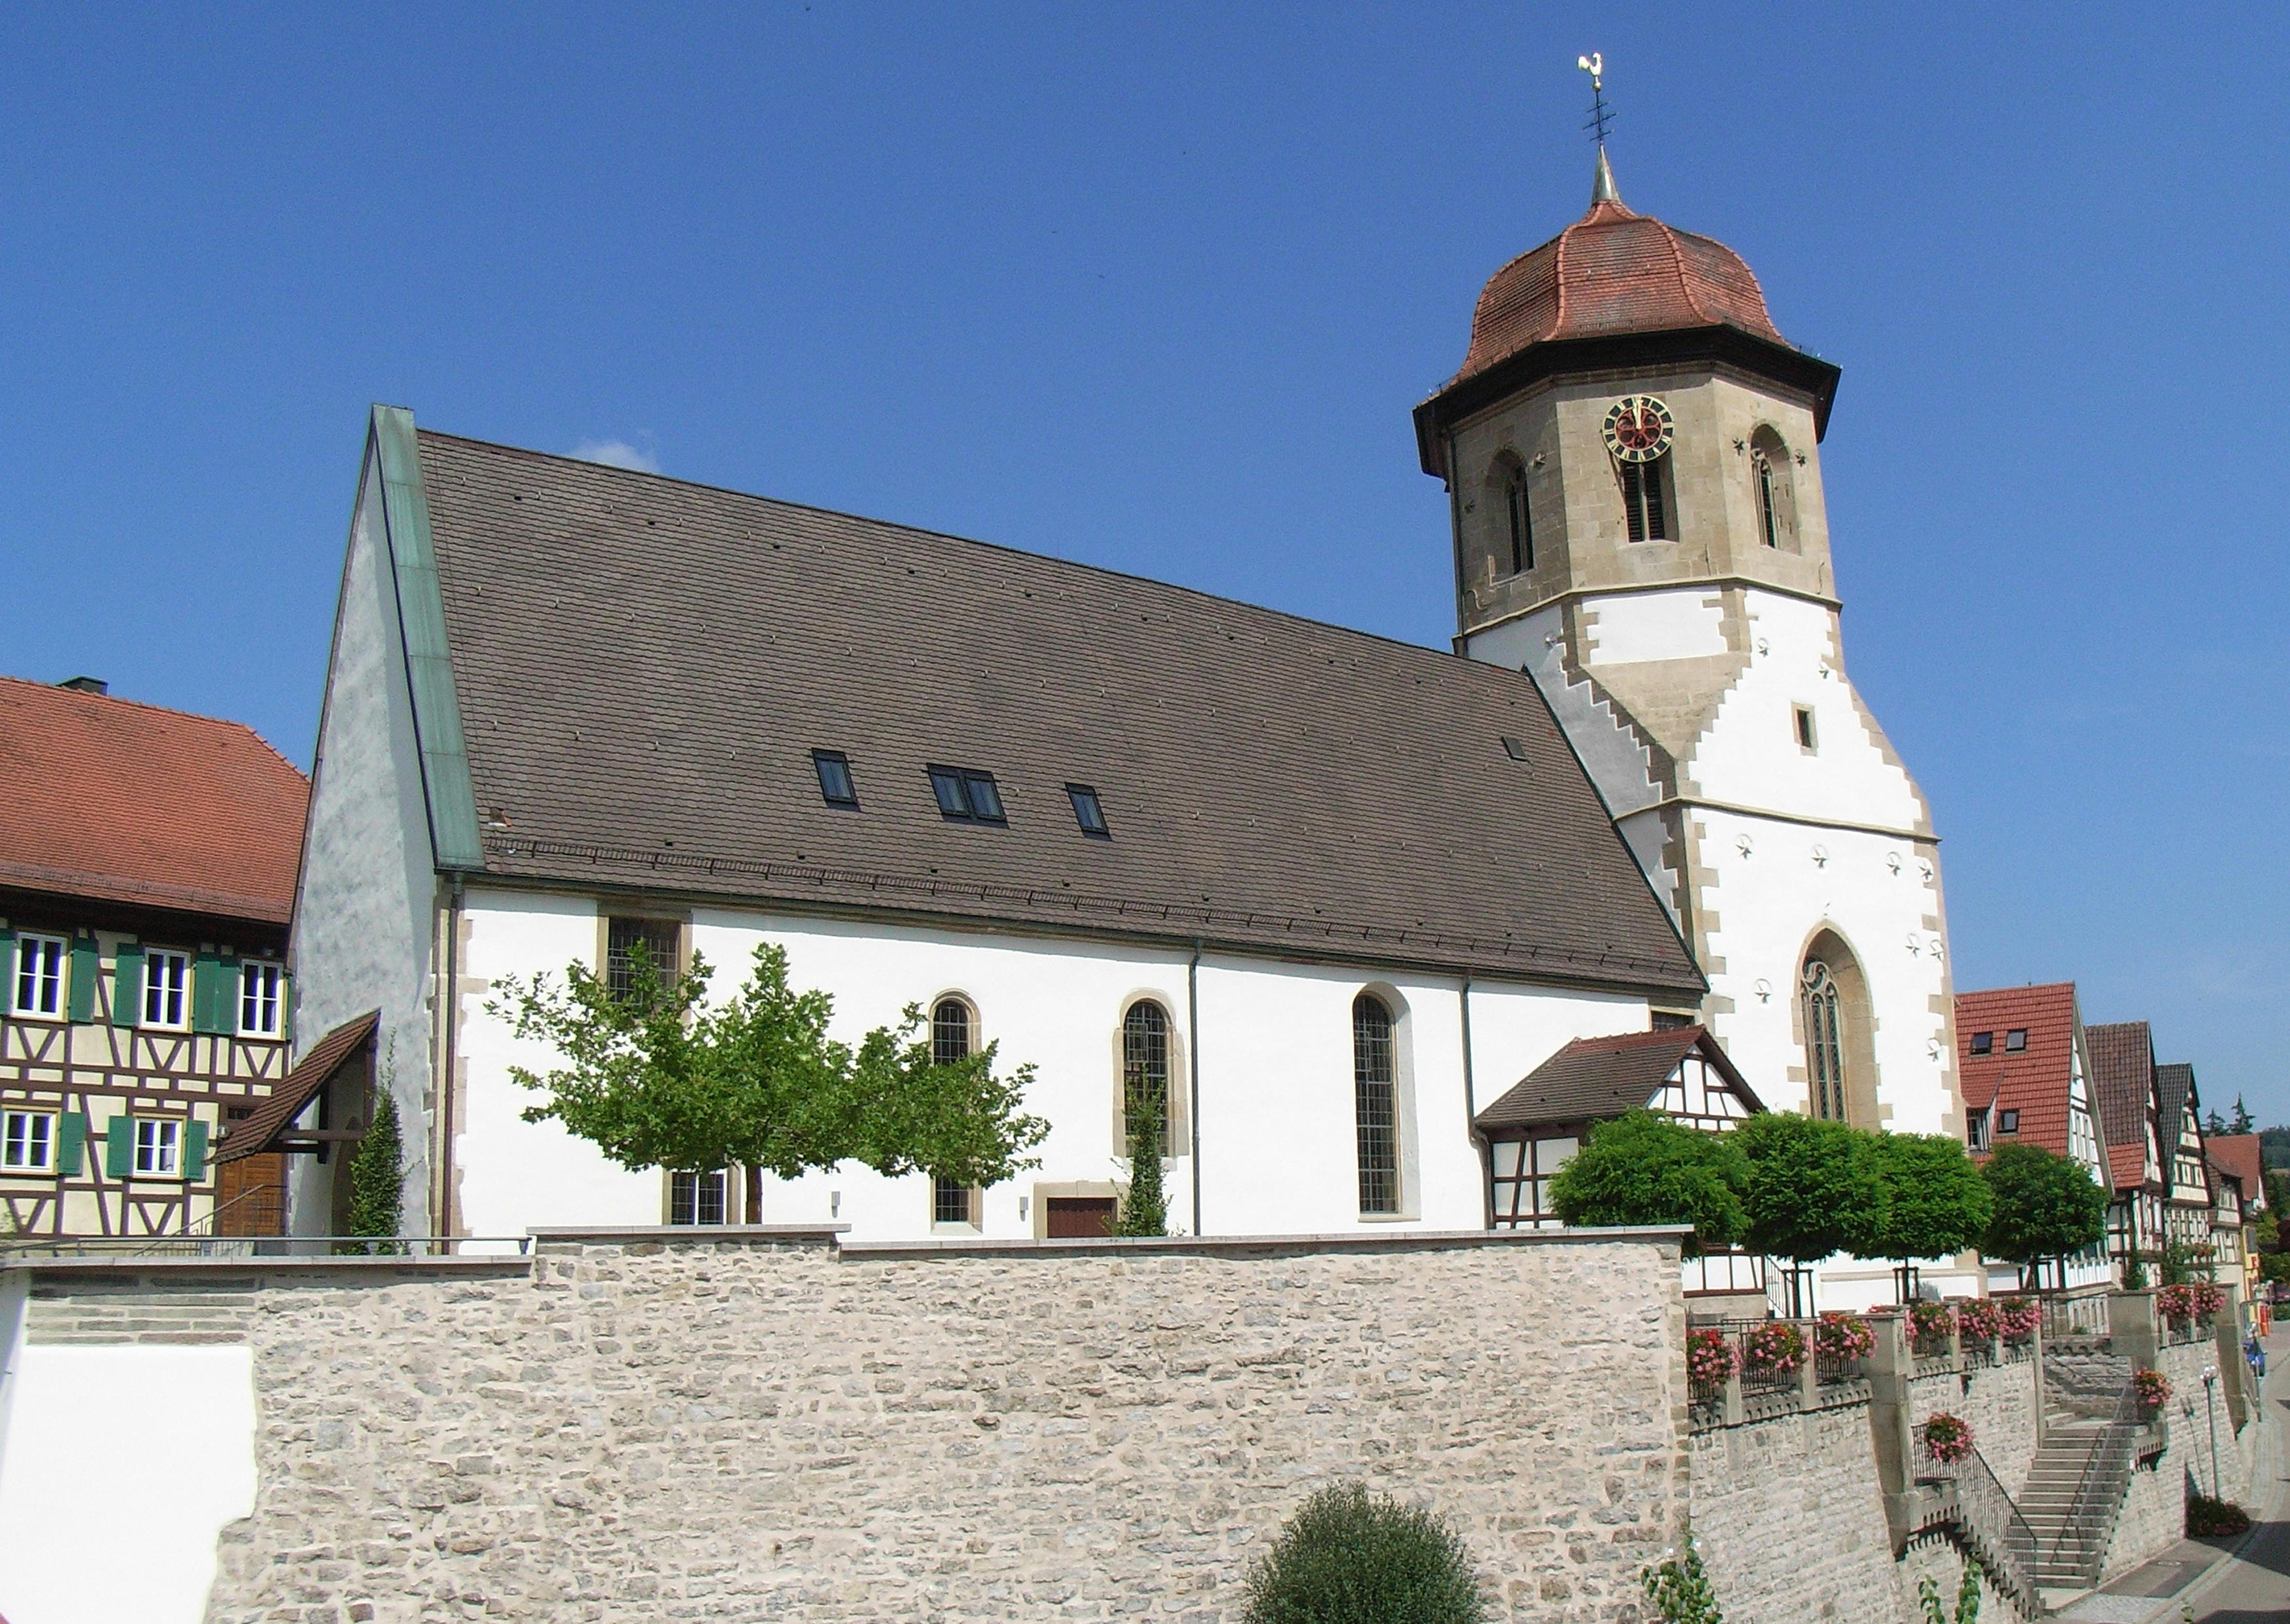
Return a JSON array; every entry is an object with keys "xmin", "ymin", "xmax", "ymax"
[
  {"xmin": 2049, "ymin": 1378, "xmax": 2143, "ymax": 1579},
  {"xmin": 1924, "ymin": 1443, "xmax": 2044, "ymax": 1611}
]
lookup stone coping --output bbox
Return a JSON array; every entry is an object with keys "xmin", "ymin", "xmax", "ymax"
[
  {"xmin": 1, "ymin": 1253, "xmax": 536, "ymax": 1278},
  {"xmin": 529, "ymin": 1224, "xmax": 850, "ymax": 1244},
  {"xmin": 833, "ymin": 1223, "xmax": 1691, "ymax": 1260}
]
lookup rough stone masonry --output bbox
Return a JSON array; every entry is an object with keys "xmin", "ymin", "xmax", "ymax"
[{"xmin": 24, "ymin": 1227, "xmax": 1691, "ymax": 1623}]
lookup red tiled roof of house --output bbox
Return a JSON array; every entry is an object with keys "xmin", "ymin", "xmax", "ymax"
[
  {"xmin": 0, "ymin": 676, "xmax": 308, "ymax": 925},
  {"xmin": 2209, "ymin": 1134, "xmax": 2266, "ymax": 1212},
  {"xmin": 2086, "ymin": 1021, "xmax": 2158, "ymax": 1193},
  {"xmin": 1953, "ymin": 982, "xmax": 2095, "ymax": 1174},
  {"xmin": 1450, "ymin": 196, "xmax": 1786, "ymax": 388}
]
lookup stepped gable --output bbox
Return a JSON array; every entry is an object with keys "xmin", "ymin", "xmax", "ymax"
[
  {"xmin": 411, "ymin": 430, "xmax": 1702, "ymax": 994},
  {"xmin": 0, "ymin": 675, "xmax": 308, "ymax": 925}
]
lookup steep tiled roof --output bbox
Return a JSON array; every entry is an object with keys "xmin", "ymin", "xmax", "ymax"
[
  {"xmin": 1474, "ymin": 1026, "xmax": 1759, "ymax": 1132},
  {"xmin": 411, "ymin": 431, "xmax": 1702, "ymax": 994},
  {"xmin": 2086, "ymin": 1021, "xmax": 2158, "ymax": 1192},
  {"xmin": 216, "ymin": 1010, "xmax": 377, "ymax": 1162},
  {"xmin": 0, "ymin": 676, "xmax": 308, "ymax": 925},
  {"xmin": 1954, "ymin": 983, "xmax": 2092, "ymax": 1170},
  {"xmin": 2209, "ymin": 1134, "xmax": 2266, "ymax": 1212},
  {"xmin": 1450, "ymin": 198, "xmax": 1786, "ymax": 388}
]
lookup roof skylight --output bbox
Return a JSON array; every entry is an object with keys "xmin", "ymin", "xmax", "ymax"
[
  {"xmin": 928, "ymin": 766, "xmax": 1006, "ymax": 826},
  {"xmin": 1066, "ymin": 784, "xmax": 1110, "ymax": 839}
]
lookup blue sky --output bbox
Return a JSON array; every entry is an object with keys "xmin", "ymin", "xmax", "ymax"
[{"xmin": 4, "ymin": 7, "xmax": 2285, "ymax": 1122}]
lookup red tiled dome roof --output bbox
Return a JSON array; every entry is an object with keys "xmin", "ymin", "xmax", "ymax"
[{"xmin": 1452, "ymin": 193, "xmax": 1786, "ymax": 386}]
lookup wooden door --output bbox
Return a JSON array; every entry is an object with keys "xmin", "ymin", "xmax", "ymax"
[
  {"xmin": 214, "ymin": 1153, "xmax": 286, "ymax": 1236},
  {"xmin": 1044, "ymin": 1197, "xmax": 1116, "ymax": 1238}
]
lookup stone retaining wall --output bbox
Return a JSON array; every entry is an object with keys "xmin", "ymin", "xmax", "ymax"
[
  {"xmin": 1907, "ymin": 1350, "xmax": 2040, "ymax": 1499},
  {"xmin": 1689, "ymin": 1397, "xmax": 1901, "ymax": 1621},
  {"xmin": 12, "ymin": 1229, "xmax": 1691, "ymax": 1623},
  {"xmin": 2102, "ymin": 1334, "xmax": 2261, "ymax": 1580}
]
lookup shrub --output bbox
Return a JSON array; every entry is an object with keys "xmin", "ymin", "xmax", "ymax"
[
  {"xmin": 1995, "ymin": 1297, "xmax": 2040, "ymax": 1344},
  {"xmin": 1641, "ymin": 1522, "xmax": 1725, "ymax": 1623},
  {"xmin": 340, "ymin": 1088, "xmax": 405, "ymax": 1255},
  {"xmin": 1956, "ymin": 1299, "xmax": 2002, "ymax": 1343},
  {"xmin": 1920, "ymin": 1412, "xmax": 1975, "ymax": 1465},
  {"xmin": 1547, "ymin": 1109, "xmax": 1748, "ymax": 1257},
  {"xmin": 1115, "ymin": 1088, "xmax": 1168, "ymax": 1238},
  {"xmin": 1243, "ymin": 1483, "xmax": 1484, "ymax": 1624},
  {"xmin": 2187, "ymin": 1494, "xmax": 2251, "ymax": 1538},
  {"xmin": 1815, "ymin": 1311, "xmax": 1876, "ymax": 1363},
  {"xmin": 2131, "ymin": 1368, "xmax": 2171, "ymax": 1410},
  {"xmin": 1742, "ymin": 1321, "xmax": 1807, "ymax": 1378},
  {"xmin": 1687, "ymin": 1328, "xmax": 1737, "ymax": 1391},
  {"xmin": 1908, "ymin": 1300, "xmax": 1956, "ymax": 1350}
]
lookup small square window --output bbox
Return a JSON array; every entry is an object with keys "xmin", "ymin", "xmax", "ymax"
[
  {"xmin": 1970, "ymin": 1031, "xmax": 1993, "ymax": 1056},
  {"xmin": 605, "ymin": 918, "xmax": 680, "ymax": 1003},
  {"xmin": 812, "ymin": 749, "xmax": 858, "ymax": 807},
  {"xmin": 11, "ymin": 934, "xmax": 66, "ymax": 1018},
  {"xmin": 933, "ymin": 1177, "xmax": 979, "ymax": 1228},
  {"xmin": 1997, "ymin": 1109, "xmax": 2021, "ymax": 1134},
  {"xmin": 239, "ymin": 961, "xmax": 284, "ymax": 1038},
  {"xmin": 2, "ymin": 1111, "xmax": 55, "ymax": 1171},
  {"xmin": 143, "ymin": 949, "xmax": 191, "ymax": 1029},
  {"xmin": 1066, "ymin": 784, "xmax": 1110, "ymax": 838},
  {"xmin": 670, "ymin": 1169, "xmax": 727, "ymax": 1226},
  {"xmin": 926, "ymin": 766, "xmax": 1006, "ymax": 825},
  {"xmin": 1793, "ymin": 705, "xmax": 1818, "ymax": 752},
  {"xmin": 134, "ymin": 1117, "xmax": 180, "ymax": 1177},
  {"xmin": 2004, "ymin": 1029, "xmax": 2028, "ymax": 1053}
]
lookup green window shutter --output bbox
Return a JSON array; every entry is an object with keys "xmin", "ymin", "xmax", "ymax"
[
  {"xmin": 67, "ymin": 938, "xmax": 99, "ymax": 1023},
  {"xmin": 112, "ymin": 946, "xmax": 143, "ymax": 1027},
  {"xmin": 192, "ymin": 953, "xmax": 235, "ymax": 1035},
  {"xmin": 57, "ymin": 1112, "xmax": 86, "ymax": 1176},
  {"xmin": 0, "ymin": 929, "xmax": 14, "ymax": 1008},
  {"xmin": 280, "ymin": 973, "xmax": 295, "ymax": 1043},
  {"xmin": 104, "ymin": 1115, "xmax": 134, "ymax": 1179},
  {"xmin": 182, "ymin": 1119, "xmax": 209, "ymax": 1182}
]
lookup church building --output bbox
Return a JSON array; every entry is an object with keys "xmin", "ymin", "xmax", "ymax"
[{"xmin": 268, "ymin": 151, "xmax": 1966, "ymax": 1305}]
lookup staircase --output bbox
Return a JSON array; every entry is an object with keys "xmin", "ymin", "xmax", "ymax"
[{"xmin": 2017, "ymin": 1419, "xmax": 2120, "ymax": 1589}]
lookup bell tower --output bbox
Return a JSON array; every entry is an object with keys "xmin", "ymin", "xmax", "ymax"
[{"xmin": 1417, "ymin": 141, "xmax": 1972, "ymax": 1305}]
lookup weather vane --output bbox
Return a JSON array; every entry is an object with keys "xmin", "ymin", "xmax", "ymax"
[{"xmin": 1577, "ymin": 52, "xmax": 1611, "ymax": 147}]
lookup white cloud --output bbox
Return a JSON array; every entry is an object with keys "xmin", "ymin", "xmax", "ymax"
[{"xmin": 569, "ymin": 437, "xmax": 660, "ymax": 473}]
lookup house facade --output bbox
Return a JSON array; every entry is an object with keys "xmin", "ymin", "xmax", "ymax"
[
  {"xmin": 0, "ymin": 676, "xmax": 308, "ymax": 1238},
  {"xmin": 280, "ymin": 407, "xmax": 1708, "ymax": 1245}
]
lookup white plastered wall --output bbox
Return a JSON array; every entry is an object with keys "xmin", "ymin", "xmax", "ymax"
[{"xmin": 448, "ymin": 887, "xmax": 1651, "ymax": 1242}]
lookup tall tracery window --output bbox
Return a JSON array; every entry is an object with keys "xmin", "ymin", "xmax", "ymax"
[
  {"xmin": 1121, "ymin": 1000, "xmax": 1174, "ymax": 1157},
  {"xmin": 931, "ymin": 998, "xmax": 978, "ymax": 1225},
  {"xmin": 1801, "ymin": 958, "xmax": 1847, "ymax": 1121},
  {"xmin": 1505, "ymin": 460, "xmax": 1533, "ymax": 573},
  {"xmin": 1621, "ymin": 456, "xmax": 1670, "ymax": 542},
  {"xmin": 1750, "ymin": 427, "xmax": 1793, "ymax": 551},
  {"xmin": 1352, "ymin": 993, "xmax": 1398, "ymax": 1214}
]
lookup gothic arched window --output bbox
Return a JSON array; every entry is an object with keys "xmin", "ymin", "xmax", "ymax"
[
  {"xmin": 1750, "ymin": 426, "xmax": 1794, "ymax": 551},
  {"xmin": 930, "ymin": 998, "xmax": 977, "ymax": 1225},
  {"xmin": 1352, "ymin": 993, "xmax": 1399, "ymax": 1214},
  {"xmin": 1801, "ymin": 958, "xmax": 1847, "ymax": 1121},
  {"xmin": 1621, "ymin": 455, "xmax": 1670, "ymax": 542},
  {"xmin": 1121, "ymin": 1000, "xmax": 1174, "ymax": 1157}
]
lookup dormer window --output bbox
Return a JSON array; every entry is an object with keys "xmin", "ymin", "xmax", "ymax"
[{"xmin": 1968, "ymin": 1107, "xmax": 1991, "ymax": 1151}]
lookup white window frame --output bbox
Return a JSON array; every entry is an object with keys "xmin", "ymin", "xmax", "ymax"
[
  {"xmin": 238, "ymin": 959, "xmax": 284, "ymax": 1038},
  {"xmin": 133, "ymin": 1117, "xmax": 181, "ymax": 1177},
  {"xmin": 143, "ymin": 948, "xmax": 191, "ymax": 1029},
  {"xmin": 2, "ymin": 1110, "xmax": 56, "ymax": 1172},
  {"xmin": 12, "ymin": 934, "xmax": 67, "ymax": 1019}
]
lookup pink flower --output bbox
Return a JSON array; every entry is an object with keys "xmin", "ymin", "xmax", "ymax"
[{"xmin": 1920, "ymin": 1412, "xmax": 1975, "ymax": 1464}]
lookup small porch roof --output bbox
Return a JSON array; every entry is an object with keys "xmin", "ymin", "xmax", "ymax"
[
  {"xmin": 216, "ymin": 1010, "xmax": 379, "ymax": 1162},
  {"xmin": 1474, "ymin": 1025, "xmax": 1761, "ymax": 1134}
]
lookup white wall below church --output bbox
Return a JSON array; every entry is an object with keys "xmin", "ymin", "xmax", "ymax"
[{"xmin": 449, "ymin": 887, "xmax": 1651, "ymax": 1242}]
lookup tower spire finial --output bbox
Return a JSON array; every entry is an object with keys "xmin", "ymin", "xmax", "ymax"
[{"xmin": 1577, "ymin": 52, "xmax": 1622, "ymax": 207}]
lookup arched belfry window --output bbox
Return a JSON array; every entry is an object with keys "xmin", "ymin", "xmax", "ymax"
[
  {"xmin": 1750, "ymin": 426, "xmax": 1795, "ymax": 551},
  {"xmin": 1352, "ymin": 993, "xmax": 1399, "ymax": 1214},
  {"xmin": 1801, "ymin": 959, "xmax": 1847, "ymax": 1121},
  {"xmin": 1621, "ymin": 456, "xmax": 1670, "ymax": 543},
  {"xmin": 1121, "ymin": 1001, "xmax": 1174, "ymax": 1157},
  {"xmin": 1504, "ymin": 459, "xmax": 1533, "ymax": 573}
]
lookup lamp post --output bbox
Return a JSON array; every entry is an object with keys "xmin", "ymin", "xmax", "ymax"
[{"xmin": 2201, "ymin": 1364, "xmax": 2221, "ymax": 1501}]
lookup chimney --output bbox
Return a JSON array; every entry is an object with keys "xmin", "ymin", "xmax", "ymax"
[{"xmin": 57, "ymin": 676, "xmax": 107, "ymax": 696}]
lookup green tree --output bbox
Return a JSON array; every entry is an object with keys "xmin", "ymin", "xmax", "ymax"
[
  {"xmin": 1980, "ymin": 1143, "xmax": 2107, "ymax": 1284},
  {"xmin": 2230, "ymin": 1095, "xmax": 2255, "ymax": 1135},
  {"xmin": 1243, "ymin": 1483, "xmax": 1484, "ymax": 1624},
  {"xmin": 342, "ymin": 1090, "xmax": 404, "ymax": 1253},
  {"xmin": 1547, "ymin": 1109, "xmax": 1748, "ymax": 1258},
  {"xmin": 1864, "ymin": 1132, "xmax": 1993, "ymax": 1273},
  {"xmin": 491, "ymin": 944, "xmax": 1050, "ymax": 1207},
  {"xmin": 1736, "ymin": 1112, "xmax": 1888, "ymax": 1264},
  {"xmin": 2206, "ymin": 1108, "xmax": 2228, "ymax": 1137},
  {"xmin": 1115, "ymin": 1088, "xmax": 1168, "ymax": 1237}
]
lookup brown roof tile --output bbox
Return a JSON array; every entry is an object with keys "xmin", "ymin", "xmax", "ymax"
[
  {"xmin": 2086, "ymin": 1020, "xmax": 2158, "ymax": 1192},
  {"xmin": 1474, "ymin": 1025, "xmax": 1759, "ymax": 1132},
  {"xmin": 2209, "ymin": 1134, "xmax": 2266, "ymax": 1211},
  {"xmin": 1953, "ymin": 983, "xmax": 2092, "ymax": 1169},
  {"xmin": 216, "ymin": 1010, "xmax": 377, "ymax": 1162},
  {"xmin": 415, "ymin": 431, "xmax": 1703, "ymax": 995},
  {"xmin": 0, "ymin": 676, "xmax": 308, "ymax": 925}
]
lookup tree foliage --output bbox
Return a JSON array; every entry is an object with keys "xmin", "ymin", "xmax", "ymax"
[
  {"xmin": 1115, "ymin": 1087, "xmax": 1169, "ymax": 1237},
  {"xmin": 1979, "ymin": 1143, "xmax": 2107, "ymax": 1266},
  {"xmin": 1736, "ymin": 1111, "xmax": 1887, "ymax": 1264},
  {"xmin": 1865, "ymin": 1132, "xmax": 1993, "ymax": 1264},
  {"xmin": 491, "ymin": 943, "xmax": 1050, "ymax": 1190},
  {"xmin": 344, "ymin": 1090, "xmax": 405, "ymax": 1245},
  {"xmin": 1243, "ymin": 1483, "xmax": 1484, "ymax": 1624},
  {"xmin": 1547, "ymin": 1109, "xmax": 1747, "ymax": 1258}
]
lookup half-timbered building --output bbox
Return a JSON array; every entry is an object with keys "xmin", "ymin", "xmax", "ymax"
[
  {"xmin": 0, "ymin": 676, "xmax": 309, "ymax": 1238},
  {"xmin": 2088, "ymin": 1020, "xmax": 2168, "ymax": 1270}
]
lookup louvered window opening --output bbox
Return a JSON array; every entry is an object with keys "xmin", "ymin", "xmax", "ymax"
[
  {"xmin": 605, "ymin": 918, "xmax": 680, "ymax": 1003},
  {"xmin": 1754, "ymin": 452, "xmax": 1780, "ymax": 548},
  {"xmin": 931, "ymin": 999, "xmax": 976, "ymax": 1223},
  {"xmin": 1506, "ymin": 463, "xmax": 1533, "ymax": 573},
  {"xmin": 1122, "ymin": 1001, "xmax": 1174, "ymax": 1157},
  {"xmin": 1621, "ymin": 456, "xmax": 1670, "ymax": 542},
  {"xmin": 1353, "ymin": 993, "xmax": 1398, "ymax": 1214},
  {"xmin": 1801, "ymin": 959, "xmax": 1846, "ymax": 1121}
]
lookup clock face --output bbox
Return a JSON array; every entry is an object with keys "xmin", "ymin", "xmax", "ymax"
[{"xmin": 1602, "ymin": 396, "xmax": 1675, "ymax": 463}]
